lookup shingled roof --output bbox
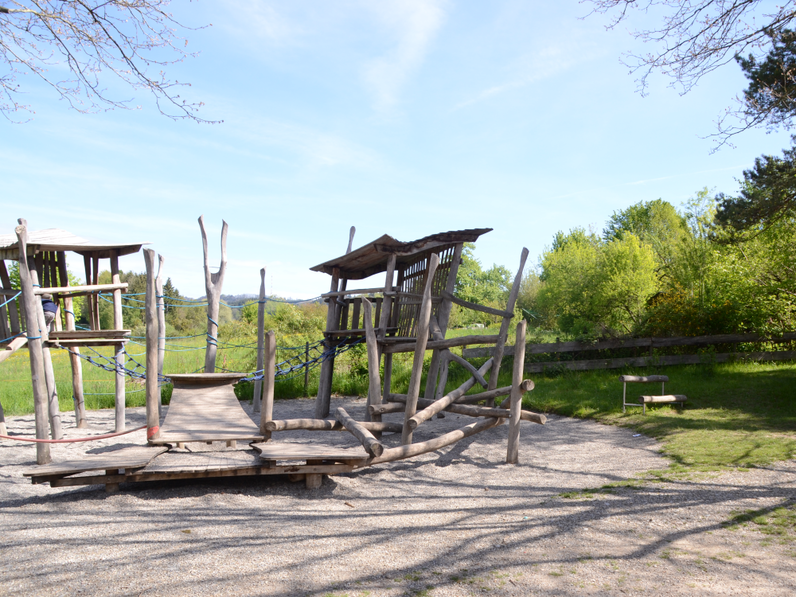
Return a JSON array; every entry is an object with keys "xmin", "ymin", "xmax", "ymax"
[
  {"xmin": 0, "ymin": 228, "xmax": 147, "ymax": 261},
  {"xmin": 310, "ymin": 228, "xmax": 491, "ymax": 280}
]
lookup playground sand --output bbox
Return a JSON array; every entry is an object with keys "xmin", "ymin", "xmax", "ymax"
[{"xmin": 1, "ymin": 396, "xmax": 795, "ymax": 596}]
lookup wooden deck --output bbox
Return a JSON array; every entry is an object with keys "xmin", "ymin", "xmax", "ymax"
[{"xmin": 150, "ymin": 373, "xmax": 265, "ymax": 445}]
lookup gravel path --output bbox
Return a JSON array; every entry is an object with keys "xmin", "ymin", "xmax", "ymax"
[{"xmin": 1, "ymin": 396, "xmax": 794, "ymax": 596}]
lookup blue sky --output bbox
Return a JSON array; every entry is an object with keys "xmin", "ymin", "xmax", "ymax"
[{"xmin": 1, "ymin": 1, "xmax": 791, "ymax": 299}]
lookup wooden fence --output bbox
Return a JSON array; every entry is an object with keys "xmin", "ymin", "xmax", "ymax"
[{"xmin": 461, "ymin": 332, "xmax": 796, "ymax": 373}]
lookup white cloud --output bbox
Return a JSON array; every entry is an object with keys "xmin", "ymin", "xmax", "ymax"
[{"xmin": 361, "ymin": 0, "xmax": 449, "ymax": 112}]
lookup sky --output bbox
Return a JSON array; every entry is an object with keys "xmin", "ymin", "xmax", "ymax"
[{"xmin": 1, "ymin": 1, "xmax": 792, "ymax": 299}]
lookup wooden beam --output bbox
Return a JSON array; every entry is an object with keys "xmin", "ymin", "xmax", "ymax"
[
  {"xmin": 384, "ymin": 334, "xmax": 500, "ymax": 354},
  {"xmin": 440, "ymin": 290, "xmax": 514, "ymax": 318},
  {"xmin": 335, "ymin": 407, "xmax": 384, "ymax": 457},
  {"xmin": 362, "ymin": 298, "xmax": 382, "ymax": 426},
  {"xmin": 143, "ymin": 249, "xmax": 160, "ymax": 442},
  {"xmin": 506, "ymin": 320, "xmax": 527, "ymax": 464},
  {"xmin": 402, "ymin": 253, "xmax": 440, "ymax": 445},
  {"xmin": 264, "ymin": 419, "xmax": 402, "ymax": 433},
  {"xmin": 253, "ymin": 268, "xmax": 266, "ymax": 414},
  {"xmin": 259, "ymin": 331, "xmax": 276, "ymax": 439}
]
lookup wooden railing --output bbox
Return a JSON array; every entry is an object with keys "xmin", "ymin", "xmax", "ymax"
[{"xmin": 461, "ymin": 332, "xmax": 796, "ymax": 373}]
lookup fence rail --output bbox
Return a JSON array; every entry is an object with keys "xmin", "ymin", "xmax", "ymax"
[{"xmin": 461, "ymin": 332, "xmax": 796, "ymax": 373}]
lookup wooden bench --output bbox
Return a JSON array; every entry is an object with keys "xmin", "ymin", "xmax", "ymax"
[{"xmin": 619, "ymin": 375, "xmax": 687, "ymax": 414}]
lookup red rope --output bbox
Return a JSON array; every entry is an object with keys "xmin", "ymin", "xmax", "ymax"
[{"xmin": 0, "ymin": 425, "xmax": 147, "ymax": 443}]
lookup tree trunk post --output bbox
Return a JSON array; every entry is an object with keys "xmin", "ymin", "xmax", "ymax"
[
  {"xmin": 486, "ymin": 248, "xmax": 529, "ymax": 403},
  {"xmin": 155, "ymin": 254, "xmax": 167, "ymax": 418},
  {"xmin": 506, "ymin": 320, "xmax": 527, "ymax": 464},
  {"xmin": 15, "ymin": 222, "xmax": 51, "ymax": 464},
  {"xmin": 143, "ymin": 249, "xmax": 160, "ymax": 442},
  {"xmin": 253, "ymin": 268, "xmax": 266, "ymax": 413},
  {"xmin": 198, "ymin": 216, "xmax": 228, "ymax": 373},
  {"xmin": 111, "ymin": 252, "xmax": 126, "ymax": 432},
  {"xmin": 260, "ymin": 330, "xmax": 276, "ymax": 439},
  {"xmin": 402, "ymin": 253, "xmax": 440, "ymax": 445}
]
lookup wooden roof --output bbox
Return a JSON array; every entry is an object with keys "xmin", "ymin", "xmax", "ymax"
[
  {"xmin": 310, "ymin": 228, "xmax": 492, "ymax": 280},
  {"xmin": 0, "ymin": 228, "xmax": 147, "ymax": 261}
]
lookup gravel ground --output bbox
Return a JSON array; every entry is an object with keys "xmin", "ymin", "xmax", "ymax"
[{"xmin": 1, "ymin": 396, "xmax": 794, "ymax": 596}]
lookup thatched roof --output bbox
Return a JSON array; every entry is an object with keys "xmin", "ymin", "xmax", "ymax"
[
  {"xmin": 310, "ymin": 228, "xmax": 491, "ymax": 280},
  {"xmin": 0, "ymin": 228, "xmax": 147, "ymax": 261}
]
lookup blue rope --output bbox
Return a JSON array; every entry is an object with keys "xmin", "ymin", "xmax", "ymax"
[
  {"xmin": 0, "ymin": 291, "xmax": 21, "ymax": 310},
  {"xmin": 0, "ymin": 331, "xmax": 25, "ymax": 344}
]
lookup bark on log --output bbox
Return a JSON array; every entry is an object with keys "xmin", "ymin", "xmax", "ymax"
[{"xmin": 336, "ymin": 407, "xmax": 384, "ymax": 457}]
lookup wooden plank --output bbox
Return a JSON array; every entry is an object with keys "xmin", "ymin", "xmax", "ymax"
[
  {"xmin": 48, "ymin": 330, "xmax": 131, "ymax": 340},
  {"xmin": 252, "ymin": 442, "xmax": 370, "ymax": 462},
  {"xmin": 24, "ymin": 446, "xmax": 168, "ymax": 478},
  {"xmin": 151, "ymin": 374, "xmax": 263, "ymax": 444}
]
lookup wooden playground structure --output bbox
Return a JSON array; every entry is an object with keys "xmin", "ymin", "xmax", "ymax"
[{"xmin": 2, "ymin": 219, "xmax": 548, "ymax": 491}]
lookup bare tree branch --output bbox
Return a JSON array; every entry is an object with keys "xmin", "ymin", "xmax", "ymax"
[{"xmin": 0, "ymin": 1, "xmax": 216, "ymax": 122}]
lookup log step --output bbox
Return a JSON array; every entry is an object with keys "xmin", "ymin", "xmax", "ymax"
[{"xmin": 639, "ymin": 394, "xmax": 687, "ymax": 403}]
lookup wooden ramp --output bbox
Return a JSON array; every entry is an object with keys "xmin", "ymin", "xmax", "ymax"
[
  {"xmin": 23, "ymin": 446, "xmax": 168, "ymax": 482},
  {"xmin": 0, "ymin": 335, "xmax": 27, "ymax": 365},
  {"xmin": 151, "ymin": 373, "xmax": 265, "ymax": 445}
]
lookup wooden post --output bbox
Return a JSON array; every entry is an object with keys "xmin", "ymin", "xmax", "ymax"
[
  {"xmin": 402, "ymin": 253, "xmax": 440, "ymax": 445},
  {"xmin": 361, "ymin": 299, "xmax": 382, "ymax": 426},
  {"xmin": 304, "ymin": 341, "xmax": 310, "ymax": 397},
  {"xmin": 424, "ymin": 243, "xmax": 464, "ymax": 399},
  {"xmin": 315, "ymin": 268, "xmax": 340, "ymax": 419},
  {"xmin": 506, "ymin": 320, "xmax": 527, "ymax": 464},
  {"xmin": 486, "ymin": 248, "xmax": 529, "ymax": 403},
  {"xmin": 0, "ymin": 260, "xmax": 21, "ymax": 333},
  {"xmin": 198, "ymin": 216, "xmax": 228, "ymax": 373},
  {"xmin": 155, "ymin": 254, "xmax": 167, "ymax": 418},
  {"xmin": 260, "ymin": 330, "xmax": 277, "ymax": 439},
  {"xmin": 110, "ymin": 252, "xmax": 126, "ymax": 432},
  {"xmin": 253, "ymin": 268, "xmax": 266, "ymax": 413},
  {"xmin": 56, "ymin": 251, "xmax": 86, "ymax": 428},
  {"xmin": 28, "ymin": 255, "xmax": 61, "ymax": 440},
  {"xmin": 378, "ymin": 254, "xmax": 397, "ymax": 401},
  {"xmin": 143, "ymin": 249, "xmax": 160, "ymax": 442},
  {"xmin": 15, "ymin": 222, "xmax": 51, "ymax": 464}
]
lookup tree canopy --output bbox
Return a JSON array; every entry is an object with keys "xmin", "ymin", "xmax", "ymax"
[{"xmin": 0, "ymin": 1, "xmax": 207, "ymax": 120}]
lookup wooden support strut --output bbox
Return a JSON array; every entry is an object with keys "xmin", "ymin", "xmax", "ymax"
[
  {"xmin": 486, "ymin": 248, "xmax": 528, "ymax": 404},
  {"xmin": 259, "ymin": 331, "xmax": 276, "ymax": 439},
  {"xmin": 402, "ymin": 253, "xmax": 440, "ymax": 445},
  {"xmin": 361, "ymin": 298, "xmax": 382, "ymax": 426},
  {"xmin": 56, "ymin": 250, "xmax": 86, "ymax": 428},
  {"xmin": 155, "ymin": 254, "xmax": 166, "ymax": 419},
  {"xmin": 506, "ymin": 320, "xmax": 527, "ymax": 464},
  {"xmin": 407, "ymin": 358, "xmax": 494, "ymax": 431},
  {"xmin": 111, "ymin": 251, "xmax": 126, "ymax": 432},
  {"xmin": 389, "ymin": 395, "xmax": 546, "ymax": 425},
  {"xmin": 336, "ymin": 407, "xmax": 384, "ymax": 458}
]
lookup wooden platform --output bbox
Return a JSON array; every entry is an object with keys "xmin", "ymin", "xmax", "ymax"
[
  {"xmin": 23, "ymin": 444, "xmax": 357, "ymax": 490},
  {"xmin": 151, "ymin": 373, "xmax": 265, "ymax": 445}
]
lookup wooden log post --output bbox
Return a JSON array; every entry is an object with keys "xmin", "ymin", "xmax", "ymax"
[
  {"xmin": 56, "ymin": 251, "xmax": 86, "ymax": 428},
  {"xmin": 486, "ymin": 248, "xmax": 529, "ymax": 404},
  {"xmin": 336, "ymin": 407, "xmax": 383, "ymax": 457},
  {"xmin": 402, "ymin": 253, "xmax": 440, "ymax": 445},
  {"xmin": 264, "ymin": 419, "xmax": 403, "ymax": 433},
  {"xmin": 372, "ymin": 417, "xmax": 501, "ymax": 465},
  {"xmin": 253, "ymin": 268, "xmax": 266, "ymax": 413},
  {"xmin": 155, "ymin": 254, "xmax": 167, "ymax": 418},
  {"xmin": 361, "ymin": 299, "xmax": 382, "ymax": 426},
  {"xmin": 198, "ymin": 216, "xmax": 228, "ymax": 373},
  {"xmin": 259, "ymin": 330, "xmax": 276, "ymax": 439},
  {"xmin": 27, "ymin": 254, "xmax": 61, "ymax": 440},
  {"xmin": 143, "ymin": 249, "xmax": 160, "ymax": 442},
  {"xmin": 15, "ymin": 223, "xmax": 51, "ymax": 464},
  {"xmin": 424, "ymin": 243, "xmax": 463, "ymax": 400},
  {"xmin": 315, "ymin": 267, "xmax": 339, "ymax": 419},
  {"xmin": 378, "ymin": 254, "xmax": 397, "ymax": 399},
  {"xmin": 506, "ymin": 320, "xmax": 527, "ymax": 464},
  {"xmin": 110, "ymin": 252, "xmax": 126, "ymax": 432},
  {"xmin": 407, "ymin": 358, "xmax": 494, "ymax": 431}
]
